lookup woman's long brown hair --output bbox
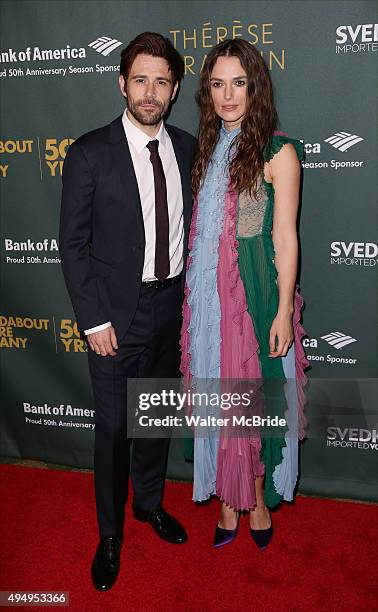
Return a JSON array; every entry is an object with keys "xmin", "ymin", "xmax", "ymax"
[{"xmin": 192, "ymin": 39, "xmax": 278, "ymax": 198}]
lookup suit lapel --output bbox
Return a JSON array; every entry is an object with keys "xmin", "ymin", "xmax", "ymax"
[
  {"xmin": 108, "ymin": 117, "xmax": 192, "ymax": 253},
  {"xmin": 165, "ymin": 124, "xmax": 192, "ymax": 251},
  {"xmin": 108, "ymin": 116, "xmax": 145, "ymax": 239}
]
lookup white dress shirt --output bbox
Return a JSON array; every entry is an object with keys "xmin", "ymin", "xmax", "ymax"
[{"xmin": 84, "ymin": 110, "xmax": 184, "ymax": 335}]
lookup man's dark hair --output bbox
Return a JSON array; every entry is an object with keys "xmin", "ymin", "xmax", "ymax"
[{"xmin": 120, "ymin": 32, "xmax": 185, "ymax": 84}]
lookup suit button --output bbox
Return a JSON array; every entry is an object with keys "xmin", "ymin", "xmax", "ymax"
[{"xmin": 131, "ymin": 247, "xmax": 136, "ymax": 252}]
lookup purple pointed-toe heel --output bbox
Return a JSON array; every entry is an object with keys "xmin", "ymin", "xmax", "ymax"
[
  {"xmin": 250, "ymin": 522, "xmax": 273, "ymax": 550},
  {"xmin": 213, "ymin": 515, "xmax": 239, "ymax": 548}
]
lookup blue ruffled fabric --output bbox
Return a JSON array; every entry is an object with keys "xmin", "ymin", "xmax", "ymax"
[
  {"xmin": 273, "ymin": 344, "xmax": 299, "ymax": 500},
  {"xmin": 186, "ymin": 124, "xmax": 240, "ymax": 380},
  {"xmin": 186, "ymin": 124, "xmax": 240, "ymax": 501}
]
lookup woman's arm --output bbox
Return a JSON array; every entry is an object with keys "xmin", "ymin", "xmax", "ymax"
[{"xmin": 265, "ymin": 143, "xmax": 301, "ymax": 357}]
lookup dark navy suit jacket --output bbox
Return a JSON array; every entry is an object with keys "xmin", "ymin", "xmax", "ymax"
[{"xmin": 59, "ymin": 115, "xmax": 196, "ymax": 340}]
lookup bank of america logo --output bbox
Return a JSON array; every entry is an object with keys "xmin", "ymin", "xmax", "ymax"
[
  {"xmin": 324, "ymin": 132, "xmax": 364, "ymax": 152},
  {"xmin": 88, "ymin": 36, "xmax": 123, "ymax": 56},
  {"xmin": 321, "ymin": 331, "xmax": 357, "ymax": 349}
]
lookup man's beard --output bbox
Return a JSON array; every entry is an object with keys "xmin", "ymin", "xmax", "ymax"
[{"xmin": 127, "ymin": 96, "xmax": 168, "ymax": 126}]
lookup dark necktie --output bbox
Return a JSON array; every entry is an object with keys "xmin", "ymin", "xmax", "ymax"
[{"xmin": 146, "ymin": 139, "xmax": 170, "ymax": 281}]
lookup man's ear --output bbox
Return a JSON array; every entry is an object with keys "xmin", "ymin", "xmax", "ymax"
[
  {"xmin": 171, "ymin": 81, "xmax": 179, "ymax": 102},
  {"xmin": 118, "ymin": 74, "xmax": 127, "ymax": 99}
]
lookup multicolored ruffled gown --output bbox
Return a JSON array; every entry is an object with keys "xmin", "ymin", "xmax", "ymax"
[{"xmin": 180, "ymin": 125, "xmax": 309, "ymax": 510}]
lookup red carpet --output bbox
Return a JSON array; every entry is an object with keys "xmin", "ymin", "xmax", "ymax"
[{"xmin": 0, "ymin": 464, "xmax": 377, "ymax": 611}]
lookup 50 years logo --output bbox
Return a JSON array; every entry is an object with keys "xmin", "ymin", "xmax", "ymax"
[
  {"xmin": 0, "ymin": 137, "xmax": 74, "ymax": 179},
  {"xmin": 59, "ymin": 319, "xmax": 87, "ymax": 353},
  {"xmin": 44, "ymin": 138, "xmax": 74, "ymax": 177},
  {"xmin": 0, "ymin": 314, "xmax": 89, "ymax": 353}
]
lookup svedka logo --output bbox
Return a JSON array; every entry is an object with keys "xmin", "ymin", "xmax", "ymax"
[
  {"xmin": 88, "ymin": 36, "xmax": 123, "ymax": 57},
  {"xmin": 327, "ymin": 427, "xmax": 378, "ymax": 451},
  {"xmin": 330, "ymin": 241, "xmax": 378, "ymax": 267},
  {"xmin": 320, "ymin": 332, "xmax": 357, "ymax": 350},
  {"xmin": 335, "ymin": 23, "xmax": 378, "ymax": 53},
  {"xmin": 324, "ymin": 132, "xmax": 364, "ymax": 152}
]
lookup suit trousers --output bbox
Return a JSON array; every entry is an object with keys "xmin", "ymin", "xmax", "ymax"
[{"xmin": 88, "ymin": 280, "xmax": 182, "ymax": 539}]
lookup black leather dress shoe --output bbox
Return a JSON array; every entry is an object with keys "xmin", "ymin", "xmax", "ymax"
[
  {"xmin": 91, "ymin": 536, "xmax": 122, "ymax": 591},
  {"xmin": 133, "ymin": 507, "xmax": 188, "ymax": 544}
]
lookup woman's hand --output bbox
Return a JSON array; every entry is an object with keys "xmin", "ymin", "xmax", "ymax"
[{"xmin": 269, "ymin": 312, "xmax": 293, "ymax": 358}]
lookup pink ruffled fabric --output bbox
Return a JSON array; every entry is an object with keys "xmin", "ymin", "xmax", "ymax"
[
  {"xmin": 217, "ymin": 191, "xmax": 260, "ymax": 376},
  {"xmin": 215, "ymin": 190, "xmax": 265, "ymax": 510},
  {"xmin": 180, "ymin": 186, "xmax": 310, "ymax": 511},
  {"xmin": 292, "ymin": 287, "xmax": 310, "ymax": 440},
  {"xmin": 180, "ymin": 196, "xmax": 199, "ymax": 381}
]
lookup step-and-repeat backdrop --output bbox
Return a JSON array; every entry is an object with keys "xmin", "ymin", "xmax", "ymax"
[{"xmin": 1, "ymin": 1, "xmax": 377, "ymax": 501}]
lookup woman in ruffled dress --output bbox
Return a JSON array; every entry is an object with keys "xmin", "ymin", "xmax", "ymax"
[{"xmin": 180, "ymin": 39, "xmax": 309, "ymax": 548}]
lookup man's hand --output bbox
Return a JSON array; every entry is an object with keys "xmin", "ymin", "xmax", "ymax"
[{"xmin": 87, "ymin": 326, "xmax": 118, "ymax": 356}]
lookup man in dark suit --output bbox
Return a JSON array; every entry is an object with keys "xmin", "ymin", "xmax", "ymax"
[{"xmin": 59, "ymin": 32, "xmax": 195, "ymax": 591}]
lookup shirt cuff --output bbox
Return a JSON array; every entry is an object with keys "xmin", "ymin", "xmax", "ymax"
[{"xmin": 84, "ymin": 322, "xmax": 111, "ymax": 335}]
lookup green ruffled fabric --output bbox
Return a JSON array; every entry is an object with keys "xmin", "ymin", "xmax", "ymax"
[
  {"xmin": 237, "ymin": 135, "xmax": 304, "ymax": 507},
  {"xmin": 264, "ymin": 135, "xmax": 305, "ymax": 163}
]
